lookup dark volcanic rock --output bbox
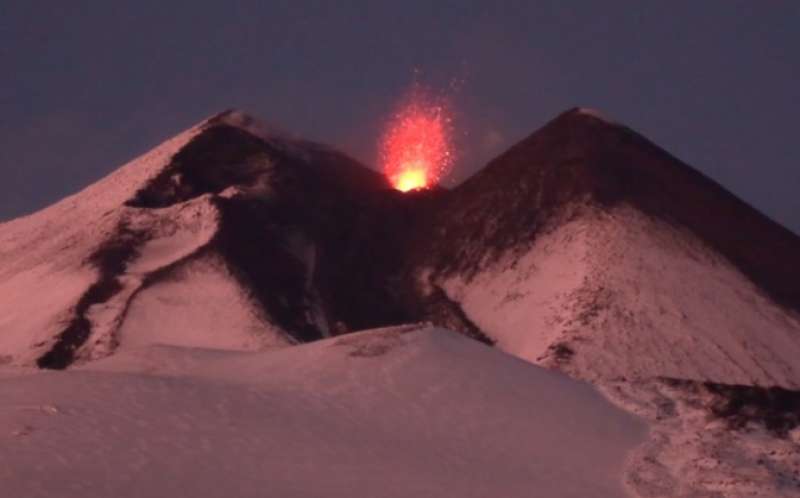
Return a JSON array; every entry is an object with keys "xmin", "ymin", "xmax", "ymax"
[
  {"xmin": 418, "ymin": 109, "xmax": 800, "ymax": 311},
  {"xmin": 25, "ymin": 108, "xmax": 800, "ymax": 368}
]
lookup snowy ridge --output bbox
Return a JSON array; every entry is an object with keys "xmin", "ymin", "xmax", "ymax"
[
  {"xmin": 0, "ymin": 325, "xmax": 645, "ymax": 498},
  {"xmin": 434, "ymin": 203, "xmax": 800, "ymax": 388},
  {"xmin": 116, "ymin": 252, "xmax": 288, "ymax": 352},
  {"xmin": 2, "ymin": 106, "xmax": 800, "ymax": 496},
  {"xmin": 0, "ymin": 124, "xmax": 204, "ymax": 365},
  {"xmin": 0, "ymin": 114, "xmax": 303, "ymax": 366},
  {"xmin": 0, "ymin": 107, "xmax": 395, "ymax": 367},
  {"xmin": 419, "ymin": 201, "xmax": 800, "ymax": 496},
  {"xmin": 402, "ymin": 108, "xmax": 800, "ymax": 496}
]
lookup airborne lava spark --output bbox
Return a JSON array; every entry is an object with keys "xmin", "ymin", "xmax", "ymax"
[{"xmin": 380, "ymin": 94, "xmax": 454, "ymax": 192}]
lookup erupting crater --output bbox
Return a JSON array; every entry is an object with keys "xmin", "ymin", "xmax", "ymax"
[{"xmin": 380, "ymin": 91, "xmax": 454, "ymax": 192}]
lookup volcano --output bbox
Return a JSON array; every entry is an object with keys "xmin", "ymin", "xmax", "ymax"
[
  {"xmin": 414, "ymin": 108, "xmax": 800, "ymax": 387},
  {"xmin": 2, "ymin": 108, "xmax": 798, "ymax": 380},
  {"xmin": 1, "ymin": 107, "xmax": 799, "ymax": 497}
]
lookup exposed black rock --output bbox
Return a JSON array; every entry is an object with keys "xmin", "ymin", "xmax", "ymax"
[
  {"xmin": 32, "ymin": 108, "xmax": 800, "ymax": 367},
  {"xmin": 663, "ymin": 377, "xmax": 800, "ymax": 437},
  {"xmin": 421, "ymin": 109, "xmax": 800, "ymax": 311},
  {"xmin": 37, "ymin": 223, "xmax": 148, "ymax": 369}
]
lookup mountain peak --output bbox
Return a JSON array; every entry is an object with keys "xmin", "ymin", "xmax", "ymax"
[
  {"xmin": 1, "ymin": 106, "xmax": 799, "ymax": 377},
  {"xmin": 573, "ymin": 106, "xmax": 614, "ymax": 122},
  {"xmin": 557, "ymin": 106, "xmax": 617, "ymax": 125},
  {"xmin": 206, "ymin": 109, "xmax": 296, "ymax": 142},
  {"xmin": 3, "ymin": 106, "xmax": 799, "ymax": 497},
  {"xmin": 428, "ymin": 108, "xmax": 800, "ymax": 312}
]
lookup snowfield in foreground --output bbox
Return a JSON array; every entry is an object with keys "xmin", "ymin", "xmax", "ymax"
[{"xmin": 0, "ymin": 325, "xmax": 645, "ymax": 498}]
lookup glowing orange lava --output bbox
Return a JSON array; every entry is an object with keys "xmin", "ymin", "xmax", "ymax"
[
  {"xmin": 394, "ymin": 167, "xmax": 428, "ymax": 192},
  {"xmin": 380, "ymin": 93, "xmax": 454, "ymax": 192}
]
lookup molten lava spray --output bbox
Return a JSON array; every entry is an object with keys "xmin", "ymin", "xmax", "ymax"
[{"xmin": 380, "ymin": 89, "xmax": 454, "ymax": 192}]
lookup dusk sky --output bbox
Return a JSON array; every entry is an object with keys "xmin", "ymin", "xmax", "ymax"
[{"xmin": 2, "ymin": 2, "xmax": 798, "ymax": 233}]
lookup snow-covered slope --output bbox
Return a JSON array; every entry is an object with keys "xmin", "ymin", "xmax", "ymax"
[
  {"xmin": 412, "ymin": 108, "xmax": 800, "ymax": 389},
  {"xmin": 0, "ymin": 110, "xmax": 393, "ymax": 368},
  {"xmin": 3, "ymin": 106, "xmax": 800, "ymax": 496},
  {"xmin": 407, "ymin": 109, "xmax": 800, "ymax": 497},
  {"xmin": 0, "ymin": 325, "xmax": 645, "ymax": 498},
  {"xmin": 0, "ymin": 124, "xmax": 207, "ymax": 366},
  {"xmin": 115, "ymin": 254, "xmax": 286, "ymax": 352},
  {"xmin": 434, "ymin": 204, "xmax": 800, "ymax": 388}
]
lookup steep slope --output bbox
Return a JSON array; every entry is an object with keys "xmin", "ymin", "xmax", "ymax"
[
  {"xmin": 0, "ymin": 325, "xmax": 645, "ymax": 498},
  {"xmin": 406, "ymin": 108, "xmax": 800, "ymax": 497},
  {"xmin": 2, "ymin": 106, "xmax": 798, "ymax": 383},
  {"xmin": 424, "ymin": 108, "xmax": 800, "ymax": 312},
  {"xmin": 0, "ymin": 110, "xmax": 424, "ymax": 368},
  {"xmin": 432, "ymin": 204, "xmax": 800, "ymax": 387},
  {"xmin": 2, "ymin": 106, "xmax": 800, "ymax": 496},
  {"xmin": 412, "ymin": 108, "xmax": 800, "ymax": 388},
  {"xmin": 0, "ymin": 123, "xmax": 206, "ymax": 367}
]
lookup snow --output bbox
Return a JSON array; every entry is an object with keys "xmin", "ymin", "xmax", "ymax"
[
  {"xmin": 437, "ymin": 204, "xmax": 800, "ymax": 388},
  {"xmin": 0, "ymin": 117, "xmax": 295, "ymax": 365},
  {"xmin": 605, "ymin": 379, "xmax": 800, "ymax": 497},
  {"xmin": 441, "ymin": 212, "xmax": 593, "ymax": 362},
  {"xmin": 2, "ymin": 108, "xmax": 798, "ymax": 497},
  {"xmin": 123, "ymin": 197, "xmax": 219, "ymax": 275},
  {"xmin": 81, "ymin": 195, "xmax": 289, "ymax": 357},
  {"xmin": 0, "ymin": 123, "xmax": 202, "ymax": 239},
  {"xmin": 117, "ymin": 254, "xmax": 288, "ymax": 351},
  {"xmin": 0, "ymin": 124, "xmax": 204, "ymax": 364},
  {"xmin": 0, "ymin": 265, "xmax": 94, "ymax": 364},
  {"xmin": 0, "ymin": 325, "xmax": 646, "ymax": 498},
  {"xmin": 426, "ymin": 203, "xmax": 800, "ymax": 496}
]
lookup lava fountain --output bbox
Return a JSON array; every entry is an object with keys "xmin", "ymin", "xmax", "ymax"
[{"xmin": 380, "ymin": 91, "xmax": 455, "ymax": 192}]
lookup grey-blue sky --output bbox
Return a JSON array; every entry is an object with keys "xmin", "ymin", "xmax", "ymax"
[{"xmin": 2, "ymin": 1, "xmax": 798, "ymax": 233}]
